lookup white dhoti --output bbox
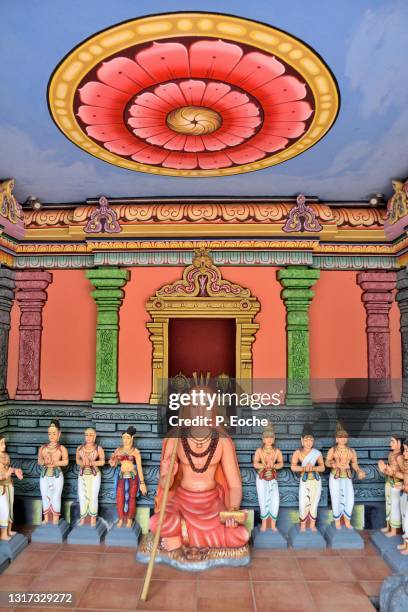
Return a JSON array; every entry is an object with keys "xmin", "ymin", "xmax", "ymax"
[
  {"xmin": 256, "ymin": 475, "xmax": 279, "ymax": 520},
  {"xmin": 0, "ymin": 482, "xmax": 13, "ymax": 528},
  {"xmin": 299, "ymin": 475, "xmax": 322, "ymax": 521},
  {"xmin": 385, "ymin": 479, "xmax": 402, "ymax": 528},
  {"xmin": 78, "ymin": 471, "xmax": 101, "ymax": 518},
  {"xmin": 400, "ymin": 492, "xmax": 408, "ymax": 541},
  {"xmin": 40, "ymin": 472, "xmax": 64, "ymax": 515},
  {"xmin": 329, "ymin": 473, "xmax": 354, "ymax": 520}
]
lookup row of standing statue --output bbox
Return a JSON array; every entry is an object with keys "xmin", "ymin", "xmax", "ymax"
[{"xmin": 1, "ymin": 419, "xmax": 408, "ymax": 558}]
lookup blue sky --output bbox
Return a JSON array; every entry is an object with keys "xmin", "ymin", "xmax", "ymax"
[{"xmin": 1, "ymin": 0, "xmax": 407, "ymax": 202}]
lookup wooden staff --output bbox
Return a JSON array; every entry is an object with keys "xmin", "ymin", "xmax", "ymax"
[{"xmin": 140, "ymin": 437, "xmax": 179, "ymax": 602}]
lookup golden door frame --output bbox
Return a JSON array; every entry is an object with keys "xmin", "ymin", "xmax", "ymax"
[{"xmin": 146, "ymin": 249, "xmax": 260, "ymax": 404}]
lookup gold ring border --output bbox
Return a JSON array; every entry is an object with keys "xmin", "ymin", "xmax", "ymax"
[{"xmin": 48, "ymin": 12, "xmax": 340, "ymax": 177}]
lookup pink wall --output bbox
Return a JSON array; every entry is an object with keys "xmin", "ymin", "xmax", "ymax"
[{"xmin": 6, "ymin": 266, "xmax": 402, "ymax": 403}]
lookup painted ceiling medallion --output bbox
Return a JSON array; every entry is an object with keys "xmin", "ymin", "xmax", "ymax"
[{"xmin": 48, "ymin": 13, "xmax": 340, "ymax": 177}]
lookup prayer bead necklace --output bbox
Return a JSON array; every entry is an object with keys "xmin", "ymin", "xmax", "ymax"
[{"xmin": 181, "ymin": 430, "xmax": 219, "ymax": 473}]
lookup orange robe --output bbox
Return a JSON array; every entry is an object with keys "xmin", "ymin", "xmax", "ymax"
[{"xmin": 150, "ymin": 437, "xmax": 249, "ymax": 548}]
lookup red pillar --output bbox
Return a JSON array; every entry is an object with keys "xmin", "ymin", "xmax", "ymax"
[
  {"xmin": 15, "ymin": 270, "xmax": 52, "ymax": 400},
  {"xmin": 356, "ymin": 271, "xmax": 396, "ymax": 403}
]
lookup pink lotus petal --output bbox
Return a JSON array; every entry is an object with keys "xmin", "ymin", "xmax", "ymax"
[
  {"xmin": 97, "ymin": 57, "xmax": 154, "ymax": 94},
  {"xmin": 215, "ymin": 124, "xmax": 256, "ymax": 139},
  {"xmin": 104, "ymin": 136, "xmax": 146, "ymax": 155},
  {"xmin": 145, "ymin": 130, "xmax": 180, "ymax": 146},
  {"xmin": 226, "ymin": 51, "xmax": 285, "ymax": 91},
  {"xmin": 222, "ymin": 116, "xmax": 262, "ymax": 128},
  {"xmin": 132, "ymin": 91, "xmax": 173, "ymax": 112},
  {"xmin": 77, "ymin": 105, "xmax": 123, "ymax": 125},
  {"xmin": 212, "ymin": 90, "xmax": 250, "ymax": 112},
  {"xmin": 136, "ymin": 42, "xmax": 189, "ymax": 82},
  {"xmin": 154, "ymin": 82, "xmax": 187, "ymax": 108},
  {"xmin": 226, "ymin": 145, "xmax": 266, "ymax": 164},
  {"xmin": 179, "ymin": 80, "xmax": 206, "ymax": 106},
  {"xmin": 201, "ymin": 82, "xmax": 231, "ymax": 106},
  {"xmin": 162, "ymin": 152, "xmax": 198, "ymax": 169},
  {"xmin": 184, "ymin": 136, "xmax": 205, "ymax": 152},
  {"xmin": 163, "ymin": 134, "xmax": 187, "ymax": 150},
  {"xmin": 132, "ymin": 125, "xmax": 171, "ymax": 139},
  {"xmin": 189, "ymin": 40, "xmax": 243, "ymax": 80},
  {"xmin": 222, "ymin": 102, "xmax": 260, "ymax": 119},
  {"xmin": 128, "ymin": 104, "xmax": 167, "ymax": 119},
  {"xmin": 201, "ymin": 134, "xmax": 227, "ymax": 151},
  {"xmin": 79, "ymin": 82, "xmax": 130, "ymax": 109},
  {"xmin": 262, "ymin": 121, "xmax": 306, "ymax": 138},
  {"xmin": 127, "ymin": 116, "xmax": 166, "ymax": 128},
  {"xmin": 254, "ymin": 75, "xmax": 307, "ymax": 105},
  {"xmin": 131, "ymin": 145, "xmax": 169, "ymax": 164},
  {"xmin": 212, "ymin": 131, "xmax": 245, "ymax": 147},
  {"xmin": 198, "ymin": 152, "xmax": 233, "ymax": 169},
  {"xmin": 247, "ymin": 130, "xmax": 288, "ymax": 152},
  {"xmin": 86, "ymin": 124, "xmax": 130, "ymax": 142},
  {"xmin": 266, "ymin": 100, "xmax": 313, "ymax": 121}
]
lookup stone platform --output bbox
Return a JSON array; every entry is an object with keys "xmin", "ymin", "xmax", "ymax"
[
  {"xmin": 324, "ymin": 525, "xmax": 364, "ymax": 549},
  {"xmin": 31, "ymin": 519, "xmax": 70, "ymax": 543},
  {"xmin": 383, "ymin": 547, "xmax": 408, "ymax": 573},
  {"xmin": 252, "ymin": 525, "xmax": 287, "ymax": 549},
  {"xmin": 105, "ymin": 521, "xmax": 140, "ymax": 548},
  {"xmin": 288, "ymin": 524, "xmax": 326, "ymax": 549},
  {"xmin": 67, "ymin": 518, "xmax": 107, "ymax": 545},
  {"xmin": 0, "ymin": 554, "xmax": 9, "ymax": 574},
  {"xmin": 371, "ymin": 531, "xmax": 403, "ymax": 557},
  {"xmin": 0, "ymin": 533, "xmax": 28, "ymax": 560}
]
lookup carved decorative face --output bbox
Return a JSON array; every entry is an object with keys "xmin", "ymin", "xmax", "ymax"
[
  {"xmin": 48, "ymin": 425, "xmax": 60, "ymax": 443},
  {"xmin": 390, "ymin": 437, "xmax": 401, "ymax": 451},
  {"xmin": 263, "ymin": 435, "xmax": 275, "ymax": 447},
  {"xmin": 122, "ymin": 432, "xmax": 133, "ymax": 449},
  {"xmin": 336, "ymin": 435, "xmax": 348, "ymax": 446},
  {"xmin": 403, "ymin": 444, "xmax": 408, "ymax": 460},
  {"xmin": 0, "ymin": 438, "xmax": 6, "ymax": 452},
  {"xmin": 302, "ymin": 435, "xmax": 314, "ymax": 450},
  {"xmin": 85, "ymin": 429, "xmax": 96, "ymax": 444}
]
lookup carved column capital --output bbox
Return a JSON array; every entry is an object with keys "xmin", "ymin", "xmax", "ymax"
[{"xmin": 14, "ymin": 270, "xmax": 53, "ymax": 401}]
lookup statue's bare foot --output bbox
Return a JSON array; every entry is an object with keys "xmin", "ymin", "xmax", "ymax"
[
  {"xmin": 91, "ymin": 517, "xmax": 97, "ymax": 527},
  {"xmin": 126, "ymin": 519, "xmax": 133, "ymax": 529},
  {"xmin": 335, "ymin": 520, "xmax": 342, "ymax": 530},
  {"xmin": 117, "ymin": 519, "xmax": 123, "ymax": 528},
  {"xmin": 400, "ymin": 547, "xmax": 408, "ymax": 555},
  {"xmin": 0, "ymin": 534, "xmax": 11, "ymax": 541},
  {"xmin": 344, "ymin": 520, "xmax": 352, "ymax": 530},
  {"xmin": 8, "ymin": 529, "xmax": 16, "ymax": 537},
  {"xmin": 185, "ymin": 547, "xmax": 208, "ymax": 561},
  {"xmin": 397, "ymin": 543, "xmax": 406, "ymax": 550},
  {"xmin": 385, "ymin": 530, "xmax": 395, "ymax": 537},
  {"xmin": 161, "ymin": 536, "xmax": 182, "ymax": 551},
  {"xmin": 260, "ymin": 521, "xmax": 267, "ymax": 532},
  {"xmin": 52, "ymin": 517, "xmax": 59, "ymax": 526},
  {"xmin": 310, "ymin": 526, "xmax": 317, "ymax": 532},
  {"xmin": 381, "ymin": 526, "xmax": 389, "ymax": 533},
  {"xmin": 300, "ymin": 523, "xmax": 306, "ymax": 532},
  {"xmin": 78, "ymin": 519, "xmax": 85, "ymax": 526},
  {"xmin": 271, "ymin": 526, "xmax": 278, "ymax": 532}
]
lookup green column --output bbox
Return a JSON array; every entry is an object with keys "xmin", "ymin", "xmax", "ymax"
[
  {"xmin": 86, "ymin": 267, "xmax": 129, "ymax": 404},
  {"xmin": 277, "ymin": 266, "xmax": 320, "ymax": 406}
]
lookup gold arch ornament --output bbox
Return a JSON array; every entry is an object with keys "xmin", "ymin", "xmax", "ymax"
[{"xmin": 48, "ymin": 12, "xmax": 340, "ymax": 177}]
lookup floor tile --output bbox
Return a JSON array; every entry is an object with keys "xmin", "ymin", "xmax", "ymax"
[
  {"xmin": 196, "ymin": 580, "xmax": 253, "ymax": 612},
  {"xmin": 308, "ymin": 581, "xmax": 376, "ymax": 612},
  {"xmin": 250, "ymin": 556, "xmax": 303, "ymax": 581},
  {"xmin": 253, "ymin": 581, "xmax": 315, "ymax": 612},
  {"xmin": 293, "ymin": 548, "xmax": 338, "ymax": 557},
  {"xmin": 78, "ymin": 577, "xmax": 141, "ymax": 610},
  {"xmin": 0, "ymin": 573, "xmax": 35, "ymax": 589},
  {"xmin": 43, "ymin": 552, "xmax": 101, "ymax": 577},
  {"xmin": 146, "ymin": 563, "xmax": 196, "ymax": 581},
  {"xmin": 197, "ymin": 565, "xmax": 250, "ymax": 581},
  {"xmin": 359, "ymin": 581, "xmax": 383, "ymax": 598},
  {"xmin": 298, "ymin": 556, "xmax": 356, "ymax": 582},
  {"xmin": 137, "ymin": 580, "xmax": 196, "ymax": 610},
  {"xmin": 4, "ymin": 550, "xmax": 57, "ymax": 575},
  {"xmin": 338, "ymin": 542, "xmax": 377, "ymax": 557},
  {"xmin": 29, "ymin": 573, "xmax": 92, "ymax": 604},
  {"xmin": 251, "ymin": 548, "xmax": 293, "ymax": 558},
  {"xmin": 95, "ymin": 555, "xmax": 146, "ymax": 579},
  {"xmin": 344, "ymin": 556, "xmax": 391, "ymax": 581}
]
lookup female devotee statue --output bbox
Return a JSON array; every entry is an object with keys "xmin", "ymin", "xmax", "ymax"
[
  {"xmin": 378, "ymin": 434, "xmax": 403, "ymax": 537},
  {"xmin": 37, "ymin": 419, "xmax": 69, "ymax": 524},
  {"xmin": 253, "ymin": 422, "xmax": 283, "ymax": 532},
  {"xmin": 325, "ymin": 422, "xmax": 366, "ymax": 529},
  {"xmin": 0, "ymin": 436, "xmax": 23, "ymax": 541},
  {"xmin": 147, "ymin": 386, "xmax": 250, "ymax": 565},
  {"xmin": 392, "ymin": 439, "xmax": 408, "ymax": 555},
  {"xmin": 291, "ymin": 424, "xmax": 325, "ymax": 531},
  {"xmin": 109, "ymin": 426, "xmax": 147, "ymax": 528},
  {"xmin": 76, "ymin": 428, "xmax": 105, "ymax": 526}
]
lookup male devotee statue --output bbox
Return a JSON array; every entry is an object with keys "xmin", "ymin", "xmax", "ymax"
[
  {"xmin": 148, "ymin": 387, "xmax": 249, "ymax": 564},
  {"xmin": 0, "ymin": 436, "xmax": 23, "ymax": 541},
  {"xmin": 325, "ymin": 422, "xmax": 366, "ymax": 529},
  {"xmin": 76, "ymin": 428, "xmax": 105, "ymax": 526},
  {"xmin": 253, "ymin": 422, "xmax": 283, "ymax": 532},
  {"xmin": 291, "ymin": 424, "xmax": 325, "ymax": 531},
  {"xmin": 38, "ymin": 420, "xmax": 69, "ymax": 524},
  {"xmin": 109, "ymin": 426, "xmax": 147, "ymax": 528},
  {"xmin": 378, "ymin": 434, "xmax": 403, "ymax": 537},
  {"xmin": 392, "ymin": 439, "xmax": 408, "ymax": 555}
]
